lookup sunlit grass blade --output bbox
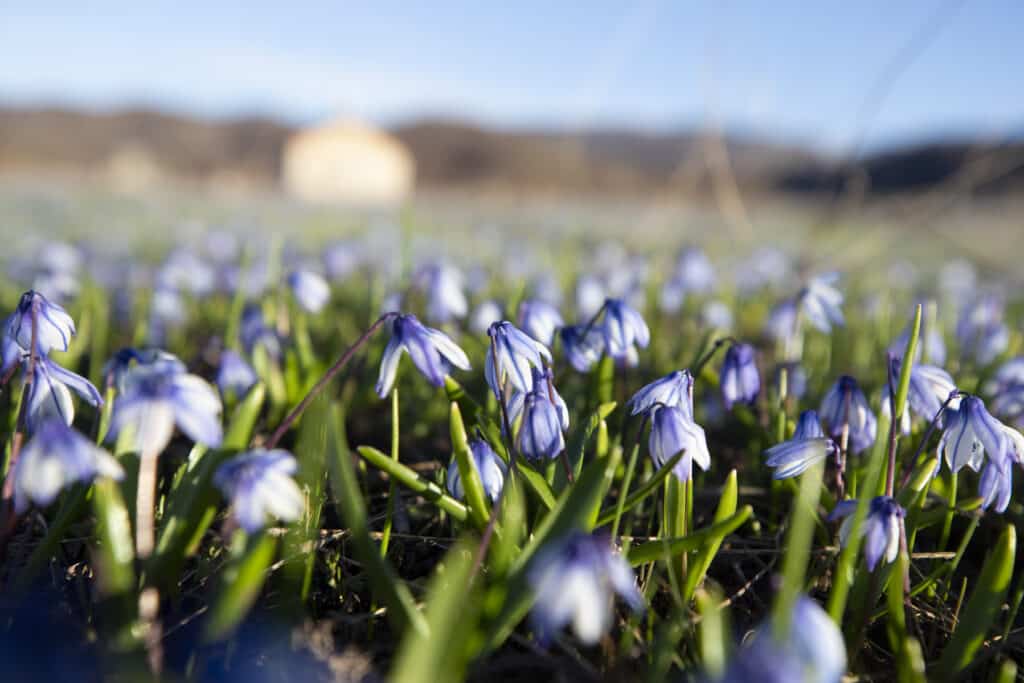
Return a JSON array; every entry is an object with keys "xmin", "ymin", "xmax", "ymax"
[
  {"xmin": 450, "ymin": 401, "xmax": 490, "ymax": 529},
  {"xmin": 683, "ymin": 470, "xmax": 738, "ymax": 601},
  {"xmin": 627, "ymin": 506, "xmax": 752, "ymax": 566},
  {"xmin": 356, "ymin": 445, "xmax": 469, "ymax": 523}
]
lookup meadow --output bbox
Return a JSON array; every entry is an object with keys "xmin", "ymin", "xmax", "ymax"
[{"xmin": 0, "ymin": 185, "xmax": 1022, "ymax": 682}]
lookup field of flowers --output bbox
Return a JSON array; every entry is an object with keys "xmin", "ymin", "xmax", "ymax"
[{"xmin": 0, "ymin": 188, "xmax": 1022, "ymax": 682}]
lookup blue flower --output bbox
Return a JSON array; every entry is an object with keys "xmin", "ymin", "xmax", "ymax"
[
  {"xmin": 957, "ymin": 294, "xmax": 1009, "ymax": 365},
  {"xmin": 774, "ymin": 361, "xmax": 807, "ymax": 399},
  {"xmin": 486, "ymin": 321, "xmax": 551, "ymax": 397},
  {"xmin": 217, "ymin": 350, "xmax": 258, "ymax": 399},
  {"xmin": 469, "ymin": 299, "xmax": 503, "ymax": 335},
  {"xmin": 528, "ymin": 532, "xmax": 643, "ymax": 645},
  {"xmin": 648, "ymin": 405, "xmax": 710, "ymax": 482},
  {"xmin": 446, "ymin": 439, "xmax": 507, "ymax": 502},
  {"xmin": 518, "ymin": 299, "xmax": 564, "ymax": 346},
  {"xmin": 819, "ymin": 376, "xmax": 876, "ymax": 454},
  {"xmin": 881, "ymin": 361, "xmax": 959, "ymax": 434},
  {"xmin": 720, "ymin": 342, "xmax": 760, "ymax": 409},
  {"xmin": 702, "ymin": 300, "xmax": 733, "ymax": 330},
  {"xmin": 416, "ymin": 263, "xmax": 468, "ymax": 324},
  {"xmin": 829, "ymin": 496, "xmax": 905, "ymax": 570},
  {"xmin": 669, "ymin": 247, "xmax": 716, "ymax": 295},
  {"xmin": 103, "ymin": 347, "xmax": 186, "ymax": 393},
  {"xmin": 26, "ymin": 357, "xmax": 103, "ymax": 432},
  {"xmin": 5, "ymin": 290, "xmax": 76, "ymax": 354},
  {"xmin": 764, "ymin": 410, "xmax": 837, "ymax": 480},
  {"xmin": 765, "ymin": 299, "xmax": 799, "ymax": 345},
  {"xmin": 558, "ymin": 323, "xmax": 605, "ymax": 373},
  {"xmin": 376, "ymin": 314, "xmax": 471, "ymax": 397},
  {"xmin": 602, "ymin": 298, "xmax": 649, "ymax": 360},
  {"xmin": 516, "ymin": 390, "xmax": 566, "ymax": 461},
  {"xmin": 938, "ymin": 396, "xmax": 1008, "ymax": 473},
  {"xmin": 979, "ymin": 458, "xmax": 1014, "ymax": 513},
  {"xmin": 720, "ymin": 595, "xmax": 846, "ymax": 683},
  {"xmin": 575, "ymin": 274, "xmax": 607, "ymax": 320},
  {"xmin": 508, "ymin": 367, "xmax": 570, "ymax": 433},
  {"xmin": 108, "ymin": 360, "xmax": 223, "ymax": 454},
  {"xmin": 287, "ymin": 269, "xmax": 330, "ymax": 314},
  {"xmin": 214, "ymin": 449, "xmax": 304, "ymax": 533},
  {"xmin": 2, "ymin": 333, "xmax": 23, "ymax": 375},
  {"xmin": 798, "ymin": 273, "xmax": 845, "ymax": 333},
  {"xmin": 628, "ymin": 370, "xmax": 693, "ymax": 417},
  {"xmin": 241, "ymin": 303, "xmax": 282, "ymax": 359},
  {"xmin": 12, "ymin": 419, "xmax": 123, "ymax": 513}
]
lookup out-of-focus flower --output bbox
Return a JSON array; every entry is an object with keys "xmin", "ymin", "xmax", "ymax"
[
  {"xmin": 819, "ymin": 376, "xmax": 876, "ymax": 454},
  {"xmin": 628, "ymin": 370, "xmax": 694, "ymax": 417},
  {"xmin": 774, "ymin": 362, "xmax": 807, "ymax": 399},
  {"xmin": 518, "ymin": 299, "xmax": 564, "ymax": 346},
  {"xmin": 12, "ymin": 419, "xmax": 123, "ymax": 513},
  {"xmin": 5, "ymin": 290, "xmax": 75, "ymax": 354},
  {"xmin": 764, "ymin": 410, "xmax": 837, "ymax": 480},
  {"xmin": 417, "ymin": 263, "xmax": 468, "ymax": 324},
  {"xmin": 939, "ymin": 396, "xmax": 1008, "ymax": 473},
  {"xmin": 108, "ymin": 360, "xmax": 223, "ymax": 453},
  {"xmin": 469, "ymin": 299, "xmax": 503, "ymax": 335},
  {"xmin": 765, "ymin": 299, "xmax": 799, "ymax": 349},
  {"xmin": 558, "ymin": 323, "xmax": 605, "ymax": 373},
  {"xmin": 26, "ymin": 357, "xmax": 103, "ymax": 432},
  {"xmin": 528, "ymin": 532, "xmax": 643, "ymax": 645},
  {"xmin": 702, "ymin": 300, "xmax": 733, "ymax": 330},
  {"xmin": 957, "ymin": 294, "xmax": 1009, "ymax": 365},
  {"xmin": 376, "ymin": 314, "xmax": 471, "ymax": 398},
  {"xmin": 323, "ymin": 240, "xmax": 362, "ymax": 281},
  {"xmin": 735, "ymin": 247, "xmax": 790, "ymax": 293},
  {"xmin": 880, "ymin": 360, "xmax": 959, "ymax": 434},
  {"xmin": 720, "ymin": 343, "xmax": 760, "ymax": 409},
  {"xmin": 668, "ymin": 247, "xmax": 716, "ymax": 296},
  {"xmin": 648, "ymin": 405, "xmax": 710, "ymax": 482},
  {"xmin": 446, "ymin": 439, "xmax": 507, "ymax": 502},
  {"xmin": 241, "ymin": 304, "xmax": 282, "ymax": 359},
  {"xmin": 575, "ymin": 274, "xmax": 606, "ymax": 320},
  {"xmin": 798, "ymin": 273, "xmax": 844, "ymax": 333},
  {"xmin": 829, "ymin": 496, "xmax": 905, "ymax": 570},
  {"xmin": 217, "ymin": 350, "xmax": 258, "ymax": 399},
  {"xmin": 287, "ymin": 269, "xmax": 330, "ymax": 314},
  {"xmin": 486, "ymin": 321, "xmax": 552, "ymax": 397},
  {"xmin": 103, "ymin": 348, "xmax": 186, "ymax": 393},
  {"xmin": 602, "ymin": 298, "xmax": 649, "ymax": 361},
  {"xmin": 214, "ymin": 449, "xmax": 304, "ymax": 533},
  {"xmin": 888, "ymin": 306, "xmax": 946, "ymax": 366}
]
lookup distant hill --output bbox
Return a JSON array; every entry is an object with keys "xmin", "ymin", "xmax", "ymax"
[{"xmin": 1, "ymin": 106, "xmax": 1022, "ymax": 197}]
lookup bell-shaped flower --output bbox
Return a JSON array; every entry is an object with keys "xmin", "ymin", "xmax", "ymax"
[
  {"xmin": 417, "ymin": 263, "xmax": 468, "ymax": 324},
  {"xmin": 764, "ymin": 410, "xmax": 837, "ymax": 480},
  {"xmin": 798, "ymin": 273, "xmax": 844, "ymax": 333},
  {"xmin": 881, "ymin": 359, "xmax": 959, "ymax": 434},
  {"xmin": 648, "ymin": 405, "xmax": 710, "ymax": 482},
  {"xmin": 628, "ymin": 370, "xmax": 693, "ymax": 417},
  {"xmin": 938, "ymin": 396, "xmax": 1008, "ymax": 473},
  {"xmin": 5, "ymin": 290, "xmax": 76, "ymax": 354},
  {"xmin": 216, "ymin": 350, "xmax": 258, "ymax": 399},
  {"xmin": 668, "ymin": 247, "xmax": 716, "ymax": 295},
  {"xmin": 446, "ymin": 439, "xmax": 507, "ymax": 502},
  {"xmin": 602, "ymin": 298, "xmax": 649, "ymax": 360},
  {"xmin": 829, "ymin": 495, "xmax": 905, "ymax": 571},
  {"xmin": 508, "ymin": 367, "xmax": 569, "ymax": 432},
  {"xmin": 979, "ymin": 458, "xmax": 1014, "ymax": 513},
  {"xmin": 376, "ymin": 314, "xmax": 471, "ymax": 398},
  {"xmin": 214, "ymin": 449, "xmax": 304, "ymax": 533},
  {"xmin": 107, "ymin": 361, "xmax": 223, "ymax": 454},
  {"xmin": 702, "ymin": 300, "xmax": 733, "ymax": 331},
  {"xmin": 103, "ymin": 347, "xmax": 186, "ymax": 393},
  {"xmin": 720, "ymin": 342, "xmax": 760, "ymax": 409},
  {"xmin": 287, "ymin": 269, "xmax": 330, "ymax": 314},
  {"xmin": 12, "ymin": 419, "xmax": 123, "ymax": 513},
  {"xmin": 469, "ymin": 299, "xmax": 503, "ymax": 335},
  {"xmin": 240, "ymin": 304, "xmax": 282, "ymax": 360},
  {"xmin": 486, "ymin": 321, "xmax": 551, "ymax": 397},
  {"xmin": 26, "ymin": 357, "xmax": 103, "ymax": 432},
  {"xmin": 957, "ymin": 294, "xmax": 1009, "ymax": 365},
  {"xmin": 819, "ymin": 375, "xmax": 876, "ymax": 454},
  {"xmin": 575, "ymin": 274, "xmax": 606, "ymax": 320},
  {"xmin": 518, "ymin": 299, "xmax": 564, "ymax": 346},
  {"xmin": 558, "ymin": 323, "xmax": 605, "ymax": 373},
  {"xmin": 528, "ymin": 532, "xmax": 643, "ymax": 645},
  {"xmin": 516, "ymin": 390, "xmax": 566, "ymax": 461}
]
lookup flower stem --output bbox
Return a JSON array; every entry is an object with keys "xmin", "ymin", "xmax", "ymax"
[
  {"xmin": 136, "ymin": 449, "xmax": 159, "ymax": 559},
  {"xmin": 380, "ymin": 387, "xmax": 399, "ymax": 558}
]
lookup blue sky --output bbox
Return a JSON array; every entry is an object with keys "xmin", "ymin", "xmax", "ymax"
[{"xmin": 2, "ymin": 1, "xmax": 1021, "ymax": 150}]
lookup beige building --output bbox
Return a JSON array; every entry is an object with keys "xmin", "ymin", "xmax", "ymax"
[{"xmin": 281, "ymin": 119, "xmax": 414, "ymax": 204}]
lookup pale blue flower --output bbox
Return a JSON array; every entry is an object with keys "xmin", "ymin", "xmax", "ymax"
[
  {"xmin": 957, "ymin": 294, "xmax": 1008, "ymax": 365},
  {"xmin": 528, "ymin": 532, "xmax": 643, "ymax": 645},
  {"xmin": 558, "ymin": 323, "xmax": 605, "ymax": 373},
  {"xmin": 575, "ymin": 274, "xmax": 606, "ymax": 320},
  {"xmin": 939, "ymin": 396, "xmax": 1007, "ymax": 473},
  {"xmin": 241, "ymin": 304, "xmax": 282, "ymax": 359},
  {"xmin": 702, "ymin": 300, "xmax": 733, "ymax": 330},
  {"xmin": 287, "ymin": 269, "xmax": 330, "ymax": 313},
  {"xmin": 417, "ymin": 263, "xmax": 468, "ymax": 324},
  {"xmin": 486, "ymin": 321, "xmax": 551, "ymax": 397},
  {"xmin": 648, "ymin": 405, "xmax": 710, "ymax": 482},
  {"xmin": 764, "ymin": 410, "xmax": 837, "ymax": 480},
  {"xmin": 508, "ymin": 367, "xmax": 570, "ymax": 433},
  {"xmin": 446, "ymin": 439, "xmax": 507, "ymax": 502},
  {"xmin": 602, "ymin": 298, "xmax": 649, "ymax": 360},
  {"xmin": 721, "ymin": 343, "xmax": 760, "ymax": 409},
  {"xmin": 819, "ymin": 376, "xmax": 876, "ymax": 454},
  {"xmin": 628, "ymin": 370, "xmax": 693, "ymax": 417},
  {"xmin": 376, "ymin": 314, "xmax": 471, "ymax": 398},
  {"xmin": 798, "ymin": 273, "xmax": 844, "ymax": 333},
  {"xmin": 26, "ymin": 357, "xmax": 103, "ymax": 432},
  {"xmin": 12, "ymin": 419, "xmax": 123, "ymax": 513},
  {"xmin": 518, "ymin": 299, "xmax": 564, "ymax": 346},
  {"xmin": 217, "ymin": 350, "xmax": 258, "ymax": 399},
  {"xmin": 5, "ymin": 290, "xmax": 75, "ymax": 354},
  {"xmin": 881, "ymin": 360, "xmax": 959, "ymax": 434},
  {"xmin": 829, "ymin": 496, "xmax": 905, "ymax": 570},
  {"xmin": 516, "ymin": 390, "xmax": 565, "ymax": 461},
  {"xmin": 469, "ymin": 299, "xmax": 503, "ymax": 335},
  {"xmin": 214, "ymin": 449, "xmax": 304, "ymax": 533}
]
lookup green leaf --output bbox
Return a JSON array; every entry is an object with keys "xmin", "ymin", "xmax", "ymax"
[
  {"xmin": 683, "ymin": 470, "xmax": 738, "ymax": 601},
  {"xmin": 450, "ymin": 402, "xmax": 490, "ymax": 529},
  {"xmin": 627, "ymin": 506, "xmax": 752, "ymax": 566},
  {"xmin": 595, "ymin": 447, "xmax": 685, "ymax": 527},
  {"xmin": 897, "ymin": 636, "xmax": 927, "ymax": 683},
  {"xmin": 696, "ymin": 587, "xmax": 730, "ymax": 679},
  {"xmin": 203, "ymin": 531, "xmax": 278, "ymax": 641},
  {"xmin": 555, "ymin": 401, "xmax": 617, "ymax": 491},
  {"xmin": 773, "ymin": 457, "xmax": 823, "ymax": 639},
  {"xmin": 514, "ymin": 459, "xmax": 557, "ymax": 510},
  {"xmin": 936, "ymin": 523, "xmax": 1016, "ymax": 676},
  {"xmin": 391, "ymin": 538, "xmax": 480, "ymax": 683},
  {"xmin": 91, "ymin": 477, "xmax": 136, "ymax": 597},
  {"xmin": 356, "ymin": 445, "xmax": 469, "ymax": 522}
]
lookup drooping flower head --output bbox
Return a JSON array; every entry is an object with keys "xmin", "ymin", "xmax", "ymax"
[
  {"xmin": 720, "ymin": 342, "xmax": 760, "ymax": 409},
  {"xmin": 446, "ymin": 439, "xmax": 507, "ymax": 502},
  {"xmin": 764, "ymin": 410, "xmax": 837, "ymax": 480},
  {"xmin": 214, "ymin": 449, "xmax": 304, "ymax": 533},
  {"xmin": 5, "ymin": 290, "xmax": 76, "ymax": 355},
  {"xmin": 528, "ymin": 532, "xmax": 643, "ymax": 645},
  {"xmin": 486, "ymin": 321, "xmax": 551, "ymax": 398},
  {"xmin": 107, "ymin": 356, "xmax": 223, "ymax": 454},
  {"xmin": 829, "ymin": 496, "xmax": 906, "ymax": 571},
  {"xmin": 957, "ymin": 293, "xmax": 1009, "ymax": 365},
  {"xmin": 216, "ymin": 350, "xmax": 258, "ymax": 399},
  {"xmin": 648, "ymin": 405, "xmax": 711, "ymax": 482},
  {"xmin": 558, "ymin": 323, "xmax": 605, "ymax": 373},
  {"xmin": 797, "ymin": 273, "xmax": 845, "ymax": 333},
  {"xmin": 819, "ymin": 375, "xmax": 876, "ymax": 454},
  {"xmin": 287, "ymin": 269, "xmax": 330, "ymax": 314},
  {"xmin": 508, "ymin": 367, "xmax": 569, "ymax": 433},
  {"xmin": 939, "ymin": 395, "xmax": 1008, "ymax": 474},
  {"xmin": 376, "ymin": 314, "xmax": 471, "ymax": 398},
  {"xmin": 602, "ymin": 298, "xmax": 650, "ymax": 360},
  {"xmin": 518, "ymin": 299, "xmax": 564, "ymax": 346},
  {"xmin": 516, "ymin": 390, "xmax": 566, "ymax": 461},
  {"xmin": 12, "ymin": 419, "xmax": 123, "ymax": 513},
  {"xmin": 880, "ymin": 359, "xmax": 959, "ymax": 434},
  {"xmin": 628, "ymin": 370, "xmax": 693, "ymax": 417},
  {"xmin": 416, "ymin": 262, "xmax": 468, "ymax": 324},
  {"xmin": 25, "ymin": 357, "xmax": 103, "ymax": 433}
]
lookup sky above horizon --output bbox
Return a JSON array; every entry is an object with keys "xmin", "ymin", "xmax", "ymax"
[{"xmin": 2, "ymin": 1, "xmax": 1022, "ymax": 152}]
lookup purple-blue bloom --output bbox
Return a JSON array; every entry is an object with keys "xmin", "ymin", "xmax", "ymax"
[
  {"xmin": 486, "ymin": 321, "xmax": 552, "ymax": 397},
  {"xmin": 939, "ymin": 396, "xmax": 1008, "ymax": 473},
  {"xmin": 819, "ymin": 375, "xmax": 877, "ymax": 454},
  {"xmin": 469, "ymin": 299, "xmax": 503, "ymax": 335},
  {"xmin": 528, "ymin": 532, "xmax": 643, "ymax": 645},
  {"xmin": 26, "ymin": 356, "xmax": 103, "ymax": 432},
  {"xmin": 376, "ymin": 314, "xmax": 471, "ymax": 398},
  {"xmin": 214, "ymin": 449, "xmax": 304, "ymax": 533},
  {"xmin": 648, "ymin": 405, "xmax": 710, "ymax": 482},
  {"xmin": 602, "ymin": 298, "xmax": 649, "ymax": 360},
  {"xmin": 12, "ymin": 418, "xmax": 123, "ymax": 513},
  {"xmin": 217, "ymin": 349, "xmax": 258, "ymax": 399},
  {"xmin": 5, "ymin": 290, "xmax": 76, "ymax": 355},
  {"xmin": 416, "ymin": 262, "xmax": 468, "ymax": 324},
  {"xmin": 798, "ymin": 273, "xmax": 845, "ymax": 333},
  {"xmin": 518, "ymin": 299, "xmax": 564, "ymax": 346},
  {"xmin": 516, "ymin": 390, "xmax": 566, "ymax": 461},
  {"xmin": 627, "ymin": 369, "xmax": 693, "ymax": 417},
  {"xmin": 880, "ymin": 360, "xmax": 959, "ymax": 434},
  {"xmin": 508, "ymin": 367, "xmax": 570, "ymax": 433},
  {"xmin": 241, "ymin": 303, "xmax": 282, "ymax": 359},
  {"xmin": 829, "ymin": 496, "xmax": 905, "ymax": 571},
  {"xmin": 764, "ymin": 410, "xmax": 837, "ymax": 480},
  {"xmin": 446, "ymin": 439, "xmax": 507, "ymax": 502},
  {"xmin": 720, "ymin": 342, "xmax": 760, "ymax": 409},
  {"xmin": 957, "ymin": 294, "xmax": 1009, "ymax": 365},
  {"xmin": 774, "ymin": 361, "xmax": 808, "ymax": 399},
  {"xmin": 287, "ymin": 269, "xmax": 330, "ymax": 314},
  {"xmin": 558, "ymin": 323, "xmax": 605, "ymax": 373}
]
